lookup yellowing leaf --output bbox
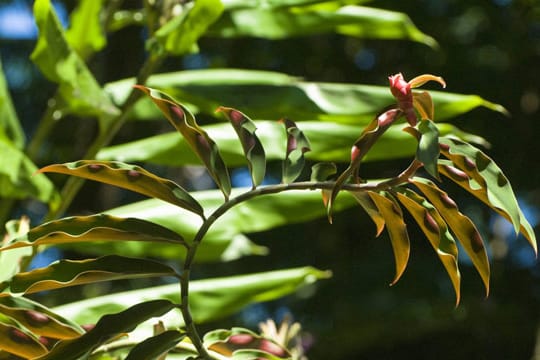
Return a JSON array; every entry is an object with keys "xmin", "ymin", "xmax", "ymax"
[{"xmin": 0, "ymin": 322, "xmax": 47, "ymax": 359}]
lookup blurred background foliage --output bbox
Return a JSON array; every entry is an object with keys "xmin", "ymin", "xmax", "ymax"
[{"xmin": 1, "ymin": 0, "xmax": 539, "ymax": 358}]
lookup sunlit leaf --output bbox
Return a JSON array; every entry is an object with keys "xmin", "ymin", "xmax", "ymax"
[
  {"xmin": 65, "ymin": 0, "xmax": 106, "ymax": 59},
  {"xmin": 38, "ymin": 160, "xmax": 204, "ymax": 216},
  {"xmin": 396, "ymin": 189, "xmax": 461, "ymax": 304},
  {"xmin": 38, "ymin": 300, "xmax": 176, "ymax": 360},
  {"xmin": 348, "ymin": 191, "xmax": 385, "ymax": 237},
  {"xmin": 413, "ymin": 91, "xmax": 435, "ymax": 121},
  {"xmin": 411, "ymin": 177, "xmax": 490, "ymax": 295},
  {"xmin": 53, "ymin": 267, "xmax": 331, "ymax": 328},
  {"xmin": 0, "ymin": 136, "xmax": 59, "ymax": 206},
  {"xmin": 0, "ymin": 60, "xmax": 24, "ymax": 149},
  {"xmin": 367, "ymin": 191, "xmax": 409, "ymax": 285},
  {"xmin": 104, "ymin": 69, "xmax": 506, "ymax": 124},
  {"xmin": 417, "ymin": 120, "xmax": 440, "ymax": 179},
  {"xmin": 8, "ymin": 255, "xmax": 179, "ymax": 295},
  {"xmin": 125, "ymin": 330, "xmax": 185, "ymax": 360},
  {"xmin": 210, "ymin": 5, "xmax": 436, "ymax": 47},
  {"xmin": 439, "ymin": 137, "xmax": 536, "ymax": 253},
  {"xmin": 31, "ymin": 0, "xmax": 119, "ymax": 119},
  {"xmin": 0, "ymin": 217, "xmax": 32, "ymax": 288},
  {"xmin": 217, "ymin": 107, "xmax": 266, "ymax": 187},
  {"xmin": 135, "ymin": 86, "xmax": 231, "ymax": 200},
  {"xmin": 153, "ymin": 0, "xmax": 224, "ymax": 55},
  {"xmin": 0, "ymin": 322, "xmax": 47, "ymax": 359},
  {"xmin": 281, "ymin": 118, "xmax": 311, "ymax": 183}
]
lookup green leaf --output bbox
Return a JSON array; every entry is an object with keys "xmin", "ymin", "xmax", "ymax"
[
  {"xmin": 396, "ymin": 189, "xmax": 461, "ymax": 305},
  {"xmin": 0, "ymin": 136, "xmax": 59, "ymax": 206},
  {"xmin": 104, "ymin": 69, "xmax": 506, "ymax": 124},
  {"xmin": 217, "ymin": 107, "xmax": 266, "ymax": 187},
  {"xmin": 38, "ymin": 300, "xmax": 176, "ymax": 360},
  {"xmin": 411, "ymin": 177, "xmax": 490, "ymax": 296},
  {"xmin": 97, "ymin": 121, "xmax": 487, "ymax": 166},
  {"xmin": 153, "ymin": 0, "xmax": 224, "ymax": 56},
  {"xmin": 310, "ymin": 162, "xmax": 337, "ymax": 182},
  {"xmin": 31, "ymin": 0, "xmax": 119, "ymax": 119},
  {"xmin": 135, "ymin": 86, "xmax": 231, "ymax": 200},
  {"xmin": 0, "ymin": 60, "xmax": 24, "ymax": 149},
  {"xmin": 8, "ymin": 255, "xmax": 179, "ymax": 295},
  {"xmin": 65, "ymin": 0, "xmax": 106, "ymax": 59},
  {"xmin": 0, "ymin": 217, "xmax": 32, "ymax": 288},
  {"xmin": 210, "ymin": 4, "xmax": 436, "ymax": 47},
  {"xmin": 0, "ymin": 322, "xmax": 47, "ymax": 359},
  {"xmin": 281, "ymin": 118, "xmax": 311, "ymax": 183},
  {"xmin": 0, "ymin": 214, "xmax": 186, "ymax": 253},
  {"xmin": 125, "ymin": 330, "xmax": 185, "ymax": 360},
  {"xmin": 52, "ymin": 267, "xmax": 331, "ymax": 327},
  {"xmin": 39, "ymin": 160, "xmax": 204, "ymax": 216},
  {"xmin": 439, "ymin": 137, "xmax": 536, "ymax": 253},
  {"xmin": 367, "ymin": 191, "xmax": 409, "ymax": 285},
  {"xmin": 417, "ymin": 120, "xmax": 440, "ymax": 179}
]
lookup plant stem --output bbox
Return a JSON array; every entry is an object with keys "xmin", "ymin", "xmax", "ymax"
[
  {"xmin": 179, "ymin": 165, "xmax": 420, "ymax": 359},
  {"xmin": 45, "ymin": 55, "xmax": 163, "ymax": 221}
]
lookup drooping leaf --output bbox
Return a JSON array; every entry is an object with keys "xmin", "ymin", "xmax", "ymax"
[
  {"xmin": 52, "ymin": 267, "xmax": 331, "ymax": 328},
  {"xmin": 153, "ymin": 0, "xmax": 224, "ymax": 56},
  {"xmin": 411, "ymin": 177, "xmax": 490, "ymax": 295},
  {"xmin": 124, "ymin": 330, "xmax": 185, "ymax": 360},
  {"xmin": 38, "ymin": 300, "xmax": 176, "ymax": 360},
  {"xmin": 281, "ymin": 118, "xmax": 311, "ymax": 183},
  {"xmin": 367, "ymin": 191, "xmax": 409, "ymax": 285},
  {"xmin": 0, "ymin": 136, "xmax": 59, "ymax": 206},
  {"xmin": 135, "ymin": 86, "xmax": 231, "ymax": 200},
  {"xmin": 38, "ymin": 161, "xmax": 204, "ymax": 216},
  {"xmin": 0, "ymin": 322, "xmax": 47, "ymax": 359},
  {"xmin": 217, "ymin": 107, "xmax": 266, "ymax": 187},
  {"xmin": 396, "ymin": 189, "xmax": 461, "ymax": 304},
  {"xmin": 0, "ymin": 303, "xmax": 81, "ymax": 340},
  {"xmin": 31, "ymin": 0, "xmax": 119, "ymax": 119},
  {"xmin": 348, "ymin": 191, "xmax": 385, "ymax": 237},
  {"xmin": 105, "ymin": 69, "xmax": 506, "ymax": 124},
  {"xmin": 0, "ymin": 60, "xmax": 24, "ymax": 149},
  {"xmin": 210, "ymin": 4, "xmax": 436, "ymax": 47},
  {"xmin": 65, "ymin": 0, "xmax": 106, "ymax": 59},
  {"xmin": 97, "ymin": 121, "xmax": 488, "ymax": 166},
  {"xmin": 439, "ymin": 137, "xmax": 536, "ymax": 253},
  {"xmin": 417, "ymin": 120, "xmax": 440, "ymax": 179},
  {"xmin": 327, "ymin": 109, "xmax": 400, "ymax": 222},
  {"xmin": 7, "ymin": 255, "xmax": 179, "ymax": 295}
]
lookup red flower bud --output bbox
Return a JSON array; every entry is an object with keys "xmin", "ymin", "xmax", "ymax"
[{"xmin": 388, "ymin": 73, "xmax": 416, "ymax": 126}]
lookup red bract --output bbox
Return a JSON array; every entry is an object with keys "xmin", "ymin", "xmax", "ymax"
[{"xmin": 388, "ymin": 73, "xmax": 416, "ymax": 126}]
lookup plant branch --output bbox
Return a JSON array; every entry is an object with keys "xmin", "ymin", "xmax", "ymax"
[{"xmin": 179, "ymin": 161, "xmax": 422, "ymax": 358}]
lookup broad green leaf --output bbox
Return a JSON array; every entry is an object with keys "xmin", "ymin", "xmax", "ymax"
[
  {"xmin": 0, "ymin": 303, "xmax": 81, "ymax": 339},
  {"xmin": 0, "ymin": 217, "xmax": 32, "ymax": 290},
  {"xmin": 0, "ymin": 136, "xmax": 59, "ymax": 206},
  {"xmin": 217, "ymin": 107, "xmax": 266, "ymax": 187},
  {"xmin": 348, "ymin": 191, "xmax": 385, "ymax": 237},
  {"xmin": 210, "ymin": 5, "xmax": 436, "ymax": 47},
  {"xmin": 281, "ymin": 118, "xmax": 311, "ymax": 183},
  {"xmin": 396, "ymin": 189, "xmax": 461, "ymax": 304},
  {"xmin": 416, "ymin": 120, "xmax": 440, "ymax": 179},
  {"xmin": 367, "ymin": 191, "xmax": 409, "ymax": 285},
  {"xmin": 439, "ymin": 137, "xmax": 536, "ymax": 253},
  {"xmin": 104, "ymin": 69, "xmax": 506, "ymax": 124},
  {"xmin": 0, "ymin": 60, "xmax": 24, "ymax": 149},
  {"xmin": 97, "ymin": 121, "xmax": 487, "ymax": 166},
  {"xmin": 0, "ymin": 214, "xmax": 186, "ymax": 253},
  {"xmin": 31, "ymin": 0, "xmax": 119, "ymax": 119},
  {"xmin": 136, "ymin": 86, "xmax": 231, "ymax": 200},
  {"xmin": 411, "ymin": 177, "xmax": 489, "ymax": 295},
  {"xmin": 8, "ymin": 255, "xmax": 179, "ymax": 295},
  {"xmin": 38, "ymin": 300, "xmax": 176, "ymax": 360},
  {"xmin": 39, "ymin": 161, "xmax": 204, "ymax": 216},
  {"xmin": 153, "ymin": 0, "xmax": 224, "ymax": 56},
  {"xmin": 65, "ymin": 0, "xmax": 106, "ymax": 59},
  {"xmin": 52, "ymin": 267, "xmax": 331, "ymax": 327},
  {"xmin": 125, "ymin": 330, "xmax": 185, "ymax": 360},
  {"xmin": 0, "ymin": 322, "xmax": 47, "ymax": 359}
]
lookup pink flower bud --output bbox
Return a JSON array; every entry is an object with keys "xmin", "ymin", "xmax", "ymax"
[{"xmin": 388, "ymin": 73, "xmax": 417, "ymax": 126}]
